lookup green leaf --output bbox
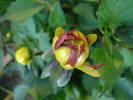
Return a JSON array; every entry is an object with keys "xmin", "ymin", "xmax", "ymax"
[
  {"xmin": 50, "ymin": 65, "xmax": 63, "ymax": 92},
  {"xmin": 117, "ymin": 29, "xmax": 133, "ymax": 48},
  {"xmin": 82, "ymin": 74, "xmax": 101, "ymax": 94},
  {"xmin": 0, "ymin": 49, "xmax": 4, "ymax": 69},
  {"xmin": 0, "ymin": 39, "xmax": 4, "ymax": 70},
  {"xmin": 96, "ymin": 95, "xmax": 115, "ymax": 100},
  {"xmin": 65, "ymin": 86, "xmax": 80, "ymax": 100},
  {"xmin": 0, "ymin": 0, "xmax": 15, "ymax": 15},
  {"xmin": 11, "ymin": 18, "xmax": 37, "ymax": 46},
  {"xmin": 113, "ymin": 78, "xmax": 133, "ymax": 100},
  {"xmin": 34, "ymin": 0, "xmax": 50, "ymax": 4},
  {"xmin": 91, "ymin": 48, "xmax": 123, "ymax": 90},
  {"xmin": 120, "ymin": 48, "xmax": 133, "ymax": 67},
  {"xmin": 57, "ymin": 70, "xmax": 73, "ymax": 87},
  {"xmin": 97, "ymin": 0, "xmax": 133, "ymax": 29},
  {"xmin": 30, "ymin": 78, "xmax": 53, "ymax": 99},
  {"xmin": 13, "ymin": 84, "xmax": 30, "ymax": 100},
  {"xmin": 86, "ymin": 0, "xmax": 99, "ymax": 3},
  {"xmin": 32, "ymin": 56, "xmax": 44, "ymax": 69},
  {"xmin": 77, "ymin": 16, "xmax": 98, "ymax": 31},
  {"xmin": 28, "ymin": 89, "xmax": 38, "ymax": 100},
  {"xmin": 49, "ymin": 1, "xmax": 66, "ymax": 27},
  {"xmin": 11, "ymin": 18, "xmax": 36, "ymax": 38},
  {"xmin": 36, "ymin": 30, "xmax": 51, "ymax": 51},
  {"xmin": 46, "ymin": 90, "xmax": 65, "ymax": 100},
  {"xmin": 11, "ymin": 17, "xmax": 51, "ymax": 50},
  {"xmin": 1, "ymin": 0, "xmax": 44, "ymax": 22},
  {"xmin": 73, "ymin": 3, "xmax": 94, "ymax": 17},
  {"xmin": 73, "ymin": 3, "xmax": 98, "ymax": 30}
]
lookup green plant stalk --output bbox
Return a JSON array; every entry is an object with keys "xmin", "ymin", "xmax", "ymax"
[
  {"xmin": 101, "ymin": 30, "xmax": 118, "ymax": 93},
  {"xmin": 104, "ymin": 32, "xmax": 113, "ymax": 55},
  {"xmin": 0, "ymin": 86, "xmax": 13, "ymax": 95}
]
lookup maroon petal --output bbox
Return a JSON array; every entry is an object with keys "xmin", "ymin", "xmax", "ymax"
[
  {"xmin": 67, "ymin": 30, "xmax": 76, "ymax": 34},
  {"xmin": 75, "ymin": 34, "xmax": 82, "ymax": 40},
  {"xmin": 86, "ymin": 35, "xmax": 91, "ymax": 43},
  {"xmin": 67, "ymin": 30, "xmax": 82, "ymax": 41},
  {"xmin": 67, "ymin": 49, "xmax": 77, "ymax": 66},
  {"xmin": 87, "ymin": 64, "xmax": 105, "ymax": 69},
  {"xmin": 80, "ymin": 44, "xmax": 85, "ymax": 56},
  {"xmin": 65, "ymin": 34, "xmax": 76, "ymax": 40},
  {"xmin": 54, "ymin": 32, "xmax": 66, "ymax": 49}
]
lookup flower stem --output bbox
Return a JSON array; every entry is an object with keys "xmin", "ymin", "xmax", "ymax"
[{"xmin": 0, "ymin": 86, "xmax": 13, "ymax": 95}]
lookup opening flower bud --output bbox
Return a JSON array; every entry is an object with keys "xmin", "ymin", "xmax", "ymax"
[
  {"xmin": 40, "ymin": 27, "xmax": 105, "ymax": 86},
  {"xmin": 52, "ymin": 27, "xmax": 89, "ymax": 69},
  {"xmin": 15, "ymin": 46, "xmax": 32, "ymax": 65}
]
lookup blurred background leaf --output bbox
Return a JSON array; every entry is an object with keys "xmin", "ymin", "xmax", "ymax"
[
  {"xmin": 113, "ymin": 78, "xmax": 133, "ymax": 100},
  {"xmin": 0, "ymin": 0, "xmax": 15, "ymax": 16},
  {"xmin": 49, "ymin": 1, "xmax": 66, "ymax": 27},
  {"xmin": 97, "ymin": 0, "xmax": 133, "ymax": 30},
  {"xmin": 0, "ymin": 0, "xmax": 45, "ymax": 22},
  {"xmin": 13, "ymin": 84, "xmax": 30, "ymax": 100},
  {"xmin": 73, "ymin": 3, "xmax": 98, "ymax": 31},
  {"xmin": 120, "ymin": 48, "xmax": 133, "ymax": 67},
  {"xmin": 85, "ymin": 0, "xmax": 99, "ymax": 3},
  {"xmin": 0, "ymin": 39, "xmax": 4, "ymax": 69},
  {"xmin": 117, "ymin": 28, "xmax": 133, "ymax": 48},
  {"xmin": 82, "ymin": 74, "xmax": 101, "ymax": 94}
]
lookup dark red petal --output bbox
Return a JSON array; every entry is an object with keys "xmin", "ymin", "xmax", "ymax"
[
  {"xmin": 86, "ymin": 36, "xmax": 91, "ymax": 43},
  {"xmin": 65, "ymin": 34, "xmax": 76, "ymax": 40},
  {"xmin": 54, "ymin": 32, "xmax": 66, "ymax": 49},
  {"xmin": 75, "ymin": 34, "xmax": 82, "ymax": 40},
  {"xmin": 80, "ymin": 44, "xmax": 85, "ymax": 55},
  {"xmin": 67, "ymin": 49, "xmax": 77, "ymax": 66},
  {"xmin": 67, "ymin": 30, "xmax": 76, "ymax": 34},
  {"xmin": 66, "ymin": 30, "xmax": 82, "ymax": 41},
  {"xmin": 86, "ymin": 64, "xmax": 105, "ymax": 69}
]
